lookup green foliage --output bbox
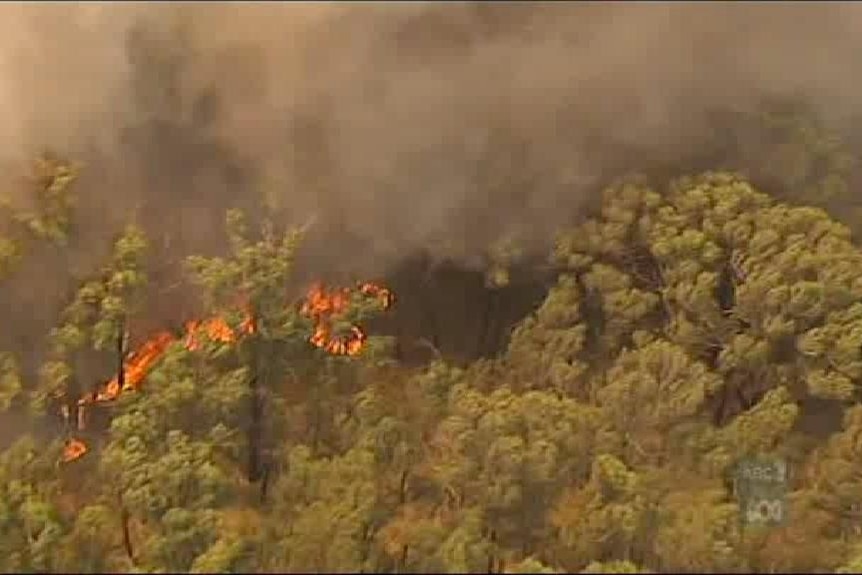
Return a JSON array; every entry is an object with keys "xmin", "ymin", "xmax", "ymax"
[
  {"xmin": 0, "ymin": 236, "xmax": 22, "ymax": 280},
  {"xmin": 652, "ymin": 485, "xmax": 743, "ymax": 572},
  {"xmin": 581, "ymin": 560, "xmax": 650, "ymax": 573},
  {"xmin": 0, "ymin": 154, "xmax": 78, "ymax": 282},
  {"xmin": 189, "ymin": 534, "xmax": 250, "ymax": 573},
  {"xmin": 551, "ymin": 454, "xmax": 648, "ymax": 570},
  {"xmin": 505, "ymin": 556, "xmax": 559, "ymax": 573},
  {"xmin": 505, "ymin": 274, "xmax": 588, "ymax": 394},
  {"xmin": 15, "ymin": 155, "xmax": 79, "ymax": 246},
  {"xmin": 0, "ymin": 437, "xmax": 68, "ymax": 573},
  {"xmin": 185, "ymin": 210, "xmax": 304, "ymax": 335},
  {"xmin": 268, "ymin": 445, "xmax": 381, "ymax": 572},
  {"xmin": 93, "ymin": 225, "xmax": 148, "ymax": 349},
  {"xmin": 47, "ymin": 223, "xmax": 148, "ymax": 356},
  {"xmin": 0, "ymin": 352, "xmax": 23, "ymax": 412}
]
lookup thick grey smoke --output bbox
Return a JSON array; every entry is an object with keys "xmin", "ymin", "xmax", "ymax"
[{"xmin": 1, "ymin": 2, "xmax": 862, "ymax": 280}]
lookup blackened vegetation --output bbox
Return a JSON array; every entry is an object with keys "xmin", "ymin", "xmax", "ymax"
[
  {"xmin": 574, "ymin": 272, "xmax": 606, "ymax": 360},
  {"xmin": 624, "ymin": 245, "xmax": 671, "ymax": 345},
  {"xmin": 623, "ymin": 245, "xmax": 665, "ymax": 294},
  {"xmin": 715, "ymin": 260, "xmax": 736, "ymax": 320}
]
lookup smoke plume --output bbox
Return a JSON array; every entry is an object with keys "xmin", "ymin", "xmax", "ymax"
[{"xmin": 1, "ymin": 2, "xmax": 861, "ymax": 280}]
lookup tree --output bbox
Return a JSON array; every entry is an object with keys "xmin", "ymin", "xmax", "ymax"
[
  {"xmin": 0, "ymin": 155, "xmax": 78, "ymax": 418},
  {"xmin": 98, "ymin": 423, "xmax": 234, "ymax": 571},
  {"xmin": 266, "ymin": 444, "xmax": 382, "ymax": 572},
  {"xmin": 551, "ymin": 454, "xmax": 649, "ymax": 571},
  {"xmin": 596, "ymin": 339, "xmax": 722, "ymax": 466},
  {"xmin": 186, "ymin": 209, "xmax": 308, "ymax": 487},
  {"xmin": 35, "ymin": 224, "xmax": 148, "ymax": 434},
  {"xmin": 0, "ymin": 437, "xmax": 68, "ymax": 573},
  {"xmin": 0, "ymin": 154, "xmax": 78, "ymax": 281},
  {"xmin": 69, "ymin": 333, "xmax": 255, "ymax": 571},
  {"xmin": 491, "ymin": 171, "xmax": 862, "ymax": 570},
  {"xmin": 650, "ymin": 483, "xmax": 743, "ymax": 572},
  {"xmin": 0, "ymin": 352, "xmax": 23, "ymax": 413},
  {"xmin": 532, "ymin": 172, "xmax": 862, "ymax": 421},
  {"xmin": 419, "ymin": 384, "xmax": 602, "ymax": 570}
]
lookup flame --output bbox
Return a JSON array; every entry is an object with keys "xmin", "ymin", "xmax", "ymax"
[
  {"xmin": 358, "ymin": 282, "xmax": 395, "ymax": 309},
  {"xmin": 62, "ymin": 281, "xmax": 391, "ymax": 463},
  {"xmin": 185, "ymin": 304, "xmax": 257, "ymax": 350},
  {"xmin": 78, "ymin": 331, "xmax": 175, "ymax": 406},
  {"xmin": 300, "ymin": 282, "xmax": 393, "ymax": 356},
  {"xmin": 121, "ymin": 332, "xmax": 176, "ymax": 392},
  {"xmin": 185, "ymin": 317, "xmax": 235, "ymax": 350},
  {"xmin": 62, "ymin": 438, "xmax": 88, "ymax": 463}
]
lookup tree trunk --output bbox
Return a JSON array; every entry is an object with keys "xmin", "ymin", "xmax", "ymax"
[
  {"xmin": 116, "ymin": 319, "xmax": 126, "ymax": 391},
  {"xmin": 118, "ymin": 493, "xmax": 135, "ymax": 563},
  {"xmin": 247, "ymin": 370, "xmax": 262, "ymax": 483},
  {"xmin": 398, "ymin": 544, "xmax": 409, "ymax": 573},
  {"xmin": 310, "ymin": 392, "xmax": 322, "ymax": 453},
  {"xmin": 487, "ymin": 528, "xmax": 497, "ymax": 574},
  {"xmin": 399, "ymin": 468, "xmax": 409, "ymax": 505},
  {"xmin": 68, "ymin": 356, "xmax": 83, "ymax": 431},
  {"xmin": 259, "ymin": 459, "xmax": 271, "ymax": 503},
  {"xmin": 247, "ymin": 336, "xmax": 267, "ymax": 484}
]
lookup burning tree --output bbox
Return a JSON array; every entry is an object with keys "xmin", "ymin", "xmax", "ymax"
[
  {"xmin": 35, "ymin": 223, "xmax": 148, "ymax": 458},
  {"xmin": 185, "ymin": 210, "xmax": 394, "ymax": 488},
  {"xmin": 185, "ymin": 209, "xmax": 310, "ymax": 486}
]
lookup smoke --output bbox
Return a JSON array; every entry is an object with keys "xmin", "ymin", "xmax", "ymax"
[{"xmin": 1, "ymin": 2, "xmax": 862, "ymax": 281}]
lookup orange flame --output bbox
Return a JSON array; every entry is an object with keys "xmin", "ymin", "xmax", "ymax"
[
  {"xmin": 300, "ymin": 282, "xmax": 393, "ymax": 356},
  {"xmin": 78, "ymin": 331, "xmax": 175, "ymax": 406},
  {"xmin": 185, "ymin": 304, "xmax": 257, "ymax": 349},
  {"xmin": 62, "ymin": 438, "xmax": 88, "ymax": 463},
  {"xmin": 185, "ymin": 317, "xmax": 234, "ymax": 350},
  {"xmin": 358, "ymin": 282, "xmax": 395, "ymax": 309}
]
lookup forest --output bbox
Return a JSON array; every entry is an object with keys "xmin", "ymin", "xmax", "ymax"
[{"xmin": 5, "ymin": 4, "xmax": 862, "ymax": 574}]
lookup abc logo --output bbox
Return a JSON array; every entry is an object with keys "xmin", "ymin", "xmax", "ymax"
[{"xmin": 746, "ymin": 498, "xmax": 784, "ymax": 524}]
